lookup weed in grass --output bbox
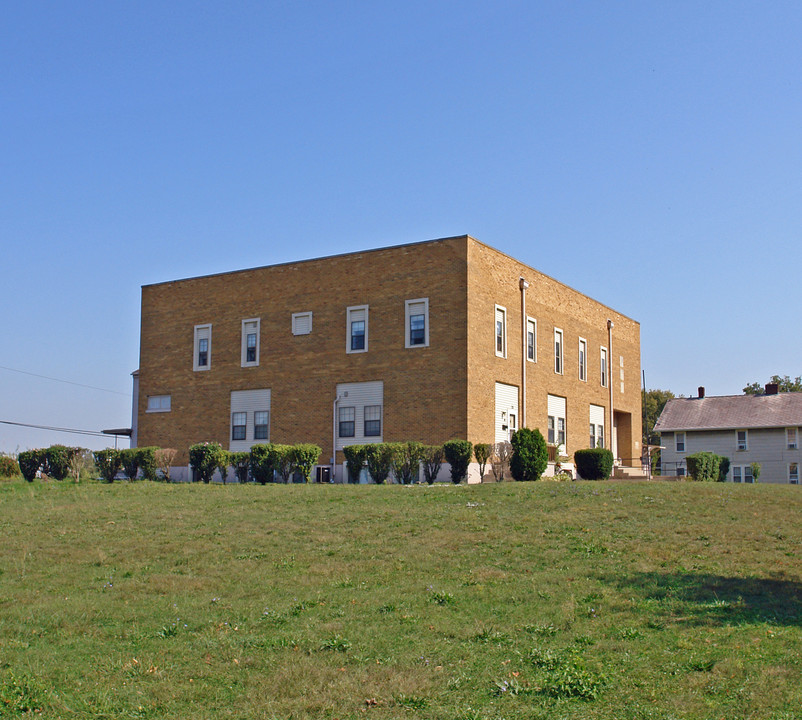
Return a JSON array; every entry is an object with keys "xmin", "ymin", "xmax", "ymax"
[
  {"xmin": 525, "ymin": 623, "xmax": 558, "ymax": 636},
  {"xmin": 0, "ymin": 670, "xmax": 46, "ymax": 715},
  {"xmin": 393, "ymin": 693, "xmax": 429, "ymax": 710},
  {"xmin": 319, "ymin": 635, "xmax": 351, "ymax": 652},
  {"xmin": 378, "ymin": 603, "xmax": 396, "ymax": 614},
  {"xmin": 428, "ymin": 589, "xmax": 455, "ymax": 606},
  {"xmin": 490, "ymin": 677, "xmax": 525, "ymax": 696},
  {"xmin": 155, "ymin": 623, "xmax": 178, "ymax": 638}
]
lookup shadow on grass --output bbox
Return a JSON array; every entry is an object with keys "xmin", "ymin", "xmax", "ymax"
[{"xmin": 599, "ymin": 571, "xmax": 802, "ymax": 627}]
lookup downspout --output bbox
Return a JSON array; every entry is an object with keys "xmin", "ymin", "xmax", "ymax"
[
  {"xmin": 607, "ymin": 319, "xmax": 614, "ymax": 460},
  {"xmin": 519, "ymin": 277, "xmax": 529, "ymax": 427}
]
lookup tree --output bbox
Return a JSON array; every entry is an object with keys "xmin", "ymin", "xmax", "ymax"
[
  {"xmin": 642, "ymin": 389, "xmax": 675, "ymax": 445},
  {"xmin": 490, "ymin": 442, "xmax": 512, "ymax": 482},
  {"xmin": 43, "ymin": 445, "xmax": 77, "ymax": 481},
  {"xmin": 443, "ymin": 440, "xmax": 473, "ymax": 484},
  {"xmin": 188, "ymin": 442, "xmax": 226, "ymax": 483},
  {"xmin": 154, "ymin": 448, "xmax": 178, "ymax": 482},
  {"xmin": 343, "ymin": 445, "xmax": 367, "ymax": 484},
  {"xmin": 250, "ymin": 444, "xmax": 278, "ymax": 484},
  {"xmin": 474, "ymin": 443, "xmax": 491, "ymax": 481},
  {"xmin": 230, "ymin": 451, "xmax": 250, "ymax": 484},
  {"xmin": 217, "ymin": 450, "xmax": 231, "ymax": 484},
  {"xmin": 750, "ymin": 462, "xmax": 762, "ymax": 483},
  {"xmin": 120, "ymin": 448, "xmax": 140, "ymax": 481},
  {"xmin": 364, "ymin": 443, "xmax": 393, "ymax": 484},
  {"xmin": 389, "ymin": 441, "xmax": 423, "ymax": 485},
  {"xmin": 18, "ymin": 450, "xmax": 42, "ymax": 482},
  {"xmin": 68, "ymin": 448, "xmax": 89, "ymax": 483},
  {"xmin": 421, "ymin": 445, "xmax": 444, "ymax": 485},
  {"xmin": 291, "ymin": 444, "xmax": 322, "ymax": 483},
  {"xmin": 273, "ymin": 445, "xmax": 295, "ymax": 483},
  {"xmin": 510, "ymin": 428, "xmax": 548, "ymax": 482},
  {"xmin": 137, "ymin": 447, "xmax": 158, "ymax": 481},
  {"xmin": 94, "ymin": 449, "xmax": 122, "ymax": 483},
  {"xmin": 744, "ymin": 375, "xmax": 802, "ymax": 395}
]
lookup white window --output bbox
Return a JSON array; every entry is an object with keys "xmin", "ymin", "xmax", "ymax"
[
  {"xmin": 578, "ymin": 338, "xmax": 587, "ymax": 381},
  {"xmin": 676, "ymin": 432, "xmax": 686, "ymax": 453},
  {"xmin": 548, "ymin": 416, "xmax": 555, "ymax": 444},
  {"xmin": 241, "ymin": 318, "xmax": 260, "ymax": 367},
  {"xmin": 232, "ymin": 412, "xmax": 247, "ymax": 441},
  {"xmin": 292, "ymin": 311, "xmax": 313, "ymax": 336},
  {"xmin": 600, "ymin": 347, "xmax": 608, "ymax": 387},
  {"xmin": 547, "ymin": 394, "xmax": 567, "ymax": 450},
  {"xmin": 789, "ymin": 462, "xmax": 799, "ymax": 484},
  {"xmin": 364, "ymin": 405, "xmax": 382, "ymax": 436},
  {"xmin": 495, "ymin": 305, "xmax": 507, "ymax": 358},
  {"xmin": 346, "ymin": 305, "xmax": 368, "ymax": 353},
  {"xmin": 736, "ymin": 430, "xmax": 748, "ymax": 451},
  {"xmin": 335, "ymin": 381, "xmax": 384, "ymax": 449},
  {"xmin": 194, "ymin": 324, "xmax": 212, "ymax": 371},
  {"xmin": 339, "ymin": 406, "xmax": 356, "ymax": 437},
  {"xmin": 787, "ymin": 428, "xmax": 798, "ymax": 450},
  {"xmin": 590, "ymin": 404, "xmax": 605, "ymax": 448},
  {"xmin": 589, "ymin": 423, "xmax": 596, "ymax": 448},
  {"xmin": 744, "ymin": 466, "xmax": 754, "ymax": 483},
  {"xmin": 554, "ymin": 328, "xmax": 563, "ymax": 374},
  {"xmin": 254, "ymin": 410, "xmax": 269, "ymax": 440},
  {"xmin": 229, "ymin": 388, "xmax": 271, "ymax": 452},
  {"xmin": 526, "ymin": 317, "xmax": 536, "ymax": 362},
  {"xmin": 146, "ymin": 395, "xmax": 171, "ymax": 413},
  {"xmin": 405, "ymin": 298, "xmax": 429, "ymax": 348},
  {"xmin": 733, "ymin": 466, "xmax": 741, "ymax": 482}
]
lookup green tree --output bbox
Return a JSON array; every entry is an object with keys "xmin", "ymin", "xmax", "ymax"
[
  {"xmin": 509, "ymin": 428, "xmax": 548, "ymax": 482},
  {"xmin": 474, "ymin": 443, "xmax": 491, "ymax": 481},
  {"xmin": 750, "ymin": 462, "xmax": 762, "ymax": 483},
  {"xmin": 94, "ymin": 449, "xmax": 122, "ymax": 483},
  {"xmin": 342, "ymin": 445, "xmax": 367, "ymax": 484},
  {"xmin": 421, "ymin": 445, "xmax": 444, "ymax": 485},
  {"xmin": 642, "ymin": 389, "xmax": 675, "ymax": 445},
  {"xmin": 290, "ymin": 444, "xmax": 322, "ymax": 483},
  {"xmin": 443, "ymin": 439, "xmax": 473, "ymax": 484},
  {"xmin": 389, "ymin": 441, "xmax": 423, "ymax": 485},
  {"xmin": 120, "ymin": 448, "xmax": 140, "ymax": 481},
  {"xmin": 250, "ymin": 444, "xmax": 278, "ymax": 484},
  {"xmin": 189, "ymin": 442, "xmax": 226, "ymax": 483},
  {"xmin": 364, "ymin": 443, "xmax": 394, "ymax": 484},
  {"xmin": 743, "ymin": 375, "xmax": 802, "ymax": 394}
]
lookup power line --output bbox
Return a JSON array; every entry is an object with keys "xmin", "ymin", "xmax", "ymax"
[
  {"xmin": 0, "ymin": 419, "xmax": 114, "ymax": 438},
  {"xmin": 0, "ymin": 364, "xmax": 131, "ymax": 397}
]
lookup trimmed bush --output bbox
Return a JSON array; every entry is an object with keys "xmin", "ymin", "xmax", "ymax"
[
  {"xmin": 421, "ymin": 445, "xmax": 444, "ymax": 485},
  {"xmin": 273, "ymin": 445, "xmax": 295, "ymax": 483},
  {"xmin": 120, "ymin": 448, "xmax": 140, "ymax": 480},
  {"xmin": 18, "ymin": 451, "xmax": 41, "ymax": 482},
  {"xmin": 574, "ymin": 448, "xmax": 614, "ymax": 481},
  {"xmin": 94, "ymin": 449, "xmax": 122, "ymax": 483},
  {"xmin": 751, "ymin": 462, "xmax": 762, "ymax": 483},
  {"xmin": 342, "ymin": 445, "xmax": 367, "ymax": 484},
  {"xmin": 250, "ymin": 444, "xmax": 278, "ymax": 484},
  {"xmin": 291, "ymin": 444, "xmax": 322, "ymax": 483},
  {"xmin": 365, "ymin": 443, "xmax": 394, "ymax": 484},
  {"xmin": 510, "ymin": 428, "xmax": 548, "ymax": 482},
  {"xmin": 686, "ymin": 451, "xmax": 721, "ymax": 482},
  {"xmin": 189, "ymin": 442, "xmax": 226, "ymax": 484},
  {"xmin": 43, "ymin": 445, "xmax": 76, "ymax": 481},
  {"xmin": 217, "ymin": 451, "xmax": 231, "ymax": 484},
  {"xmin": 137, "ymin": 447, "xmax": 158, "ymax": 481},
  {"xmin": 0, "ymin": 454, "xmax": 19, "ymax": 478},
  {"xmin": 154, "ymin": 448, "xmax": 178, "ymax": 482},
  {"xmin": 474, "ymin": 443, "xmax": 491, "ymax": 481},
  {"xmin": 390, "ymin": 441, "xmax": 423, "ymax": 485},
  {"xmin": 717, "ymin": 456, "xmax": 730, "ymax": 483},
  {"xmin": 443, "ymin": 439, "xmax": 473, "ymax": 484},
  {"xmin": 230, "ymin": 451, "xmax": 250, "ymax": 484}
]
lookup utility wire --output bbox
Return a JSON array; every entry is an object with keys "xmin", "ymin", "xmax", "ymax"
[
  {"xmin": 0, "ymin": 364, "xmax": 131, "ymax": 397},
  {"xmin": 0, "ymin": 420, "xmax": 118, "ymax": 438}
]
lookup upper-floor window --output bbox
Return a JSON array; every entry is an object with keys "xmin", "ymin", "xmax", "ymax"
[
  {"xmin": 578, "ymin": 338, "xmax": 587, "ymax": 381},
  {"xmin": 364, "ymin": 405, "xmax": 382, "ymax": 436},
  {"xmin": 600, "ymin": 347, "xmax": 608, "ymax": 387},
  {"xmin": 292, "ymin": 311, "xmax": 313, "ymax": 336},
  {"xmin": 554, "ymin": 328, "xmax": 563, "ymax": 374},
  {"xmin": 405, "ymin": 298, "xmax": 429, "ymax": 348},
  {"xmin": 194, "ymin": 324, "xmax": 212, "ymax": 371},
  {"xmin": 676, "ymin": 432, "xmax": 686, "ymax": 452},
  {"xmin": 339, "ymin": 406, "xmax": 355, "ymax": 437},
  {"xmin": 495, "ymin": 305, "xmax": 507, "ymax": 358},
  {"xmin": 526, "ymin": 317, "xmax": 536, "ymax": 362},
  {"xmin": 254, "ymin": 410, "xmax": 270, "ymax": 440},
  {"xmin": 146, "ymin": 395, "xmax": 171, "ymax": 413},
  {"xmin": 736, "ymin": 430, "xmax": 748, "ymax": 451},
  {"xmin": 787, "ymin": 428, "xmax": 798, "ymax": 450},
  {"xmin": 231, "ymin": 412, "xmax": 246, "ymax": 441},
  {"xmin": 241, "ymin": 318, "xmax": 260, "ymax": 367},
  {"xmin": 346, "ymin": 306, "xmax": 368, "ymax": 353}
]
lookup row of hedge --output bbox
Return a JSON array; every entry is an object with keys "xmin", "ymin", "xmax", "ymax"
[
  {"xmin": 18, "ymin": 446, "xmax": 83, "ymax": 482},
  {"xmin": 684, "ymin": 452, "xmax": 739, "ymax": 482},
  {"xmin": 188, "ymin": 442, "xmax": 324, "ymax": 484}
]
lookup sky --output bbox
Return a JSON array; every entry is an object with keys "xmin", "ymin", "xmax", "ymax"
[{"xmin": 2, "ymin": 1, "xmax": 802, "ymax": 453}]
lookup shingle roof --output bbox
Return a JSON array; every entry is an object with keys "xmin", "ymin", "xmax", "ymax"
[{"xmin": 654, "ymin": 393, "xmax": 802, "ymax": 432}]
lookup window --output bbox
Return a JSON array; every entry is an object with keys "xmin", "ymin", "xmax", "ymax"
[
  {"xmin": 744, "ymin": 466, "xmax": 754, "ymax": 483},
  {"xmin": 364, "ymin": 405, "xmax": 382, "ymax": 436},
  {"xmin": 676, "ymin": 467, "xmax": 686, "ymax": 478},
  {"xmin": 788, "ymin": 428, "xmax": 798, "ymax": 450},
  {"xmin": 194, "ymin": 324, "xmax": 212, "ymax": 371},
  {"xmin": 589, "ymin": 423, "xmax": 604, "ymax": 448},
  {"xmin": 339, "ymin": 406, "xmax": 355, "ymax": 437},
  {"xmin": 578, "ymin": 338, "xmax": 587, "ymax": 381},
  {"xmin": 790, "ymin": 463, "xmax": 799, "ymax": 484},
  {"xmin": 346, "ymin": 306, "xmax": 368, "ymax": 353},
  {"xmin": 241, "ymin": 318, "xmax": 260, "ymax": 367},
  {"xmin": 232, "ymin": 412, "xmax": 246, "ymax": 441},
  {"xmin": 495, "ymin": 305, "xmax": 507, "ymax": 358},
  {"xmin": 590, "ymin": 423, "xmax": 596, "ymax": 449},
  {"xmin": 557, "ymin": 417, "xmax": 566, "ymax": 446},
  {"xmin": 736, "ymin": 430, "xmax": 748, "ymax": 451},
  {"xmin": 548, "ymin": 416, "xmax": 555, "ymax": 444},
  {"xmin": 146, "ymin": 395, "xmax": 171, "ymax": 412},
  {"xmin": 676, "ymin": 432, "xmax": 685, "ymax": 452},
  {"xmin": 733, "ymin": 466, "xmax": 741, "ymax": 482},
  {"xmin": 554, "ymin": 328, "xmax": 563, "ymax": 374},
  {"xmin": 254, "ymin": 411, "xmax": 269, "ymax": 440},
  {"xmin": 405, "ymin": 298, "xmax": 429, "ymax": 348},
  {"xmin": 526, "ymin": 317, "xmax": 536, "ymax": 362},
  {"xmin": 600, "ymin": 347, "xmax": 608, "ymax": 387},
  {"xmin": 292, "ymin": 311, "xmax": 313, "ymax": 336}
]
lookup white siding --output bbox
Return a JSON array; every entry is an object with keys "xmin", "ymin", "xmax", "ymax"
[
  {"xmin": 589, "ymin": 404, "xmax": 605, "ymax": 428},
  {"xmin": 336, "ymin": 381, "xmax": 383, "ymax": 450},
  {"xmin": 495, "ymin": 382, "xmax": 519, "ymax": 444},
  {"xmin": 230, "ymin": 389, "xmax": 271, "ymax": 452}
]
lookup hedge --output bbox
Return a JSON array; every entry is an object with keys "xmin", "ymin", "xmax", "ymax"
[
  {"xmin": 94, "ymin": 449, "xmax": 122, "ymax": 483},
  {"xmin": 443, "ymin": 440, "xmax": 473, "ymax": 484},
  {"xmin": 574, "ymin": 448, "xmax": 614, "ymax": 481},
  {"xmin": 342, "ymin": 445, "xmax": 367, "ymax": 484},
  {"xmin": 509, "ymin": 428, "xmax": 548, "ymax": 482},
  {"xmin": 686, "ymin": 451, "xmax": 722, "ymax": 482}
]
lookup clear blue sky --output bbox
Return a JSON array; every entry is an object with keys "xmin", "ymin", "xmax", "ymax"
[{"xmin": 3, "ymin": 1, "xmax": 801, "ymax": 453}]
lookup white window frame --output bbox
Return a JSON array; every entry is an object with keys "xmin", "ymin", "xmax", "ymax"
[
  {"xmin": 787, "ymin": 428, "xmax": 798, "ymax": 450},
  {"xmin": 526, "ymin": 317, "xmax": 537, "ymax": 363},
  {"xmin": 554, "ymin": 328, "xmax": 563, "ymax": 375},
  {"xmin": 578, "ymin": 337, "xmax": 587, "ymax": 382},
  {"xmin": 231, "ymin": 412, "xmax": 247, "ymax": 441},
  {"xmin": 193, "ymin": 323, "xmax": 212, "ymax": 372},
  {"xmin": 339, "ymin": 406, "xmax": 356, "ymax": 437},
  {"xmin": 789, "ymin": 462, "xmax": 799, "ymax": 484},
  {"xmin": 600, "ymin": 346, "xmax": 608, "ymax": 387},
  {"xmin": 146, "ymin": 395, "xmax": 171, "ymax": 413},
  {"xmin": 405, "ymin": 298, "xmax": 429, "ymax": 348},
  {"xmin": 736, "ymin": 430, "xmax": 748, "ymax": 451},
  {"xmin": 292, "ymin": 311, "xmax": 313, "ymax": 336},
  {"xmin": 364, "ymin": 405, "xmax": 382, "ymax": 437},
  {"xmin": 547, "ymin": 415, "xmax": 555, "ymax": 444},
  {"xmin": 346, "ymin": 305, "xmax": 369, "ymax": 354},
  {"xmin": 254, "ymin": 410, "xmax": 270, "ymax": 441},
  {"xmin": 675, "ymin": 432, "xmax": 686, "ymax": 453},
  {"xmin": 494, "ymin": 305, "xmax": 507, "ymax": 358},
  {"xmin": 241, "ymin": 318, "xmax": 260, "ymax": 367}
]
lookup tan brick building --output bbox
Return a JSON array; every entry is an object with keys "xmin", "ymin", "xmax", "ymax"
[{"xmin": 133, "ymin": 235, "xmax": 642, "ymax": 481}]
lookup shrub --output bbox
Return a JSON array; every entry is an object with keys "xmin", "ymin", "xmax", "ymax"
[
  {"xmin": 273, "ymin": 445, "xmax": 295, "ymax": 483},
  {"xmin": 154, "ymin": 448, "xmax": 178, "ymax": 482},
  {"xmin": 574, "ymin": 448, "xmax": 614, "ymax": 481},
  {"xmin": 365, "ymin": 443, "xmax": 394, "ymax": 484},
  {"xmin": 0, "ymin": 454, "xmax": 20, "ymax": 478},
  {"xmin": 474, "ymin": 443, "xmax": 491, "ymax": 481},
  {"xmin": 510, "ymin": 428, "xmax": 548, "ymax": 482},
  {"xmin": 217, "ymin": 450, "xmax": 231, "ymax": 484},
  {"xmin": 230, "ymin": 451, "xmax": 250, "ymax": 483},
  {"xmin": 120, "ymin": 448, "xmax": 140, "ymax": 480},
  {"xmin": 421, "ymin": 445, "xmax": 444, "ymax": 484},
  {"xmin": 43, "ymin": 445, "xmax": 76, "ymax": 481},
  {"xmin": 94, "ymin": 449, "xmax": 122, "ymax": 483},
  {"xmin": 137, "ymin": 447, "xmax": 158, "ymax": 481},
  {"xmin": 443, "ymin": 439, "xmax": 473, "ymax": 484},
  {"xmin": 751, "ymin": 462, "xmax": 762, "ymax": 483},
  {"xmin": 390, "ymin": 441, "xmax": 423, "ymax": 485},
  {"xmin": 686, "ymin": 451, "xmax": 721, "ymax": 482},
  {"xmin": 250, "ymin": 444, "xmax": 278, "ymax": 484},
  {"xmin": 18, "ymin": 450, "xmax": 42, "ymax": 482},
  {"xmin": 291, "ymin": 444, "xmax": 322, "ymax": 483},
  {"xmin": 342, "ymin": 445, "xmax": 367, "ymax": 484},
  {"xmin": 189, "ymin": 442, "xmax": 226, "ymax": 484},
  {"xmin": 491, "ymin": 441, "xmax": 512, "ymax": 482},
  {"xmin": 68, "ymin": 448, "xmax": 92, "ymax": 483},
  {"xmin": 717, "ymin": 455, "xmax": 730, "ymax": 483}
]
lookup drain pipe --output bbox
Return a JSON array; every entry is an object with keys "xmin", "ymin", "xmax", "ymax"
[
  {"xmin": 519, "ymin": 277, "xmax": 529, "ymax": 427},
  {"xmin": 607, "ymin": 319, "xmax": 614, "ymax": 458}
]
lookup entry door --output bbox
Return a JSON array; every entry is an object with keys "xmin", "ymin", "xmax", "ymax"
[{"xmin": 495, "ymin": 382, "xmax": 519, "ymax": 445}]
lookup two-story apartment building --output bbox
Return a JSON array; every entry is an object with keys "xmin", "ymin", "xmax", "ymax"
[
  {"xmin": 132, "ymin": 235, "xmax": 642, "ymax": 481},
  {"xmin": 655, "ymin": 385, "xmax": 802, "ymax": 484}
]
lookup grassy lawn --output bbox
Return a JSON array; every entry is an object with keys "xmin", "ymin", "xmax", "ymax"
[{"xmin": 1, "ymin": 478, "xmax": 800, "ymax": 719}]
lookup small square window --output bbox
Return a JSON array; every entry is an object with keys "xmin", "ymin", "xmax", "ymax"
[
  {"xmin": 339, "ymin": 406, "xmax": 355, "ymax": 437},
  {"xmin": 364, "ymin": 405, "xmax": 382, "ymax": 436},
  {"xmin": 232, "ymin": 412, "xmax": 246, "ymax": 441},
  {"xmin": 292, "ymin": 312, "xmax": 313, "ymax": 336},
  {"xmin": 254, "ymin": 411, "xmax": 269, "ymax": 440}
]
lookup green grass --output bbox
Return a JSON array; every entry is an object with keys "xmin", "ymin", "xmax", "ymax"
[{"xmin": 1, "ymin": 478, "xmax": 800, "ymax": 719}]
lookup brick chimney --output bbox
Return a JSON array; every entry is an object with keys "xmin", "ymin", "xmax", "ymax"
[
  {"xmin": 698, "ymin": 386, "xmax": 705, "ymax": 399},
  {"xmin": 765, "ymin": 383, "xmax": 779, "ymax": 395}
]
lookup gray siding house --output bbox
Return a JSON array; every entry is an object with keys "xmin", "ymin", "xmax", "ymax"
[{"xmin": 654, "ymin": 385, "xmax": 802, "ymax": 484}]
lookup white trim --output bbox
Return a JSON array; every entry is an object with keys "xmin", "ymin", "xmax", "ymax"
[
  {"xmin": 578, "ymin": 337, "xmax": 587, "ymax": 382},
  {"xmin": 241, "ymin": 318, "xmax": 260, "ymax": 367},
  {"xmin": 675, "ymin": 431, "xmax": 686, "ymax": 453},
  {"xmin": 146, "ymin": 395, "xmax": 171, "ymax": 413},
  {"xmin": 193, "ymin": 324, "xmax": 212, "ymax": 371},
  {"xmin": 736, "ymin": 429, "xmax": 748, "ymax": 451},
  {"xmin": 789, "ymin": 462, "xmax": 799, "ymax": 484},
  {"xmin": 554, "ymin": 327, "xmax": 564, "ymax": 375},
  {"xmin": 494, "ymin": 305, "xmax": 507, "ymax": 358},
  {"xmin": 346, "ymin": 305, "xmax": 369, "ymax": 354},
  {"xmin": 292, "ymin": 311, "xmax": 313, "ymax": 336},
  {"xmin": 787, "ymin": 427, "xmax": 798, "ymax": 450},
  {"xmin": 405, "ymin": 298, "xmax": 429, "ymax": 348},
  {"xmin": 600, "ymin": 346, "xmax": 608, "ymax": 387},
  {"xmin": 526, "ymin": 316, "xmax": 537, "ymax": 363}
]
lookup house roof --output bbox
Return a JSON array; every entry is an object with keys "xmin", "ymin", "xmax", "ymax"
[{"xmin": 654, "ymin": 393, "xmax": 802, "ymax": 432}]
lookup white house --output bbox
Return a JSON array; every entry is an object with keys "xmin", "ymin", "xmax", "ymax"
[{"xmin": 655, "ymin": 384, "xmax": 802, "ymax": 484}]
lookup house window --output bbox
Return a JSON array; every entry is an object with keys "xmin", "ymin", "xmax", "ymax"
[
  {"xmin": 578, "ymin": 338, "xmax": 587, "ymax": 381},
  {"xmin": 554, "ymin": 328, "xmax": 563, "ymax": 374},
  {"xmin": 589, "ymin": 423, "xmax": 604, "ymax": 448},
  {"xmin": 676, "ymin": 432, "xmax": 686, "ymax": 453},
  {"xmin": 339, "ymin": 406, "xmax": 355, "ymax": 437},
  {"xmin": 744, "ymin": 466, "xmax": 754, "ymax": 483},
  {"xmin": 194, "ymin": 324, "xmax": 212, "ymax": 371},
  {"xmin": 590, "ymin": 423, "xmax": 596, "ymax": 449},
  {"xmin": 676, "ymin": 467, "xmax": 686, "ymax": 478},
  {"xmin": 241, "ymin": 318, "xmax": 260, "ymax": 367},
  {"xmin": 346, "ymin": 306, "xmax": 368, "ymax": 353},
  {"xmin": 548, "ymin": 416, "xmax": 555, "ymax": 444},
  {"xmin": 495, "ymin": 305, "xmax": 507, "ymax": 358},
  {"xmin": 733, "ymin": 466, "xmax": 741, "ymax": 482},
  {"xmin": 405, "ymin": 298, "xmax": 429, "ymax": 348},
  {"xmin": 232, "ymin": 412, "xmax": 246, "ymax": 441},
  {"xmin": 146, "ymin": 395, "xmax": 171, "ymax": 412},
  {"xmin": 736, "ymin": 430, "xmax": 748, "ymax": 451},
  {"xmin": 526, "ymin": 317, "xmax": 536, "ymax": 362},
  {"xmin": 789, "ymin": 463, "xmax": 799, "ymax": 484},
  {"xmin": 557, "ymin": 417, "xmax": 566, "ymax": 446},
  {"xmin": 787, "ymin": 428, "xmax": 798, "ymax": 450},
  {"xmin": 292, "ymin": 311, "xmax": 313, "ymax": 336},
  {"xmin": 600, "ymin": 347, "xmax": 608, "ymax": 387},
  {"xmin": 254, "ymin": 411, "xmax": 269, "ymax": 440},
  {"xmin": 364, "ymin": 405, "xmax": 382, "ymax": 436}
]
